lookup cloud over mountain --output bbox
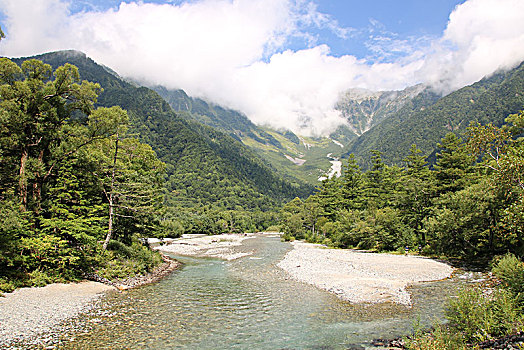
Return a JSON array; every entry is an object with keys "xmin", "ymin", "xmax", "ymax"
[{"xmin": 1, "ymin": 0, "xmax": 523, "ymax": 135}]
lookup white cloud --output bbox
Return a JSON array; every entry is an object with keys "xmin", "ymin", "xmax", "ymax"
[
  {"xmin": 0, "ymin": 0, "xmax": 523, "ymax": 136},
  {"xmin": 419, "ymin": 0, "xmax": 524, "ymax": 93}
]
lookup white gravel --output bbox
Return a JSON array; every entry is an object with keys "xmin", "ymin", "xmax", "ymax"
[
  {"xmin": 277, "ymin": 242, "xmax": 454, "ymax": 305},
  {"xmin": 155, "ymin": 233, "xmax": 254, "ymax": 260},
  {"xmin": 0, "ymin": 281, "xmax": 115, "ymax": 347}
]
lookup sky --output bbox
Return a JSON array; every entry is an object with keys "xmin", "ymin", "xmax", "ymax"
[{"xmin": 1, "ymin": 0, "xmax": 524, "ymax": 136}]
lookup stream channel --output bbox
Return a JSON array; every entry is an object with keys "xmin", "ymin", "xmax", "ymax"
[{"xmin": 61, "ymin": 235, "xmax": 467, "ymax": 349}]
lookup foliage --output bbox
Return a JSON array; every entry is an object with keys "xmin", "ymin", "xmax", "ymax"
[
  {"xmin": 405, "ymin": 324, "xmax": 467, "ymax": 350},
  {"xmin": 95, "ymin": 240, "xmax": 163, "ymax": 280},
  {"xmin": 406, "ymin": 254, "xmax": 524, "ymax": 349},
  {"xmin": 446, "ymin": 286, "xmax": 521, "ymax": 343},
  {"xmin": 345, "ymin": 61, "xmax": 524, "ymax": 169},
  {"xmin": 0, "ymin": 58, "xmax": 167, "ymax": 291},
  {"xmin": 17, "ymin": 51, "xmax": 312, "ymax": 213},
  {"xmin": 492, "ymin": 253, "xmax": 524, "ymax": 305},
  {"xmin": 280, "ymin": 110, "xmax": 524, "ymax": 260}
]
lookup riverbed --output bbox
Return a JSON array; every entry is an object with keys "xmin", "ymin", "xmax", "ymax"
[
  {"xmin": 6, "ymin": 235, "xmax": 468, "ymax": 349},
  {"xmin": 28, "ymin": 235, "xmax": 463, "ymax": 350}
]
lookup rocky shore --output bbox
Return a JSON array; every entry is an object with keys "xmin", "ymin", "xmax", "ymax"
[
  {"xmin": 0, "ymin": 281, "xmax": 113, "ymax": 348},
  {"xmin": 0, "ymin": 253, "xmax": 180, "ymax": 348},
  {"xmin": 277, "ymin": 241, "xmax": 454, "ymax": 305},
  {"xmin": 155, "ymin": 233, "xmax": 255, "ymax": 260}
]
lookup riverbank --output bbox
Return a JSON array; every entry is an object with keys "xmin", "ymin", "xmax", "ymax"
[
  {"xmin": 0, "ymin": 281, "xmax": 114, "ymax": 348},
  {"xmin": 0, "ymin": 254, "xmax": 180, "ymax": 348},
  {"xmin": 277, "ymin": 241, "xmax": 454, "ymax": 305},
  {"xmin": 155, "ymin": 233, "xmax": 256, "ymax": 260}
]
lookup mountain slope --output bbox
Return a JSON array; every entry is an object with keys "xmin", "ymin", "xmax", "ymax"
[
  {"xmin": 153, "ymin": 85, "xmax": 347, "ymax": 184},
  {"xmin": 14, "ymin": 50, "xmax": 312, "ymax": 210},
  {"xmin": 345, "ymin": 62, "xmax": 524, "ymax": 168},
  {"xmin": 335, "ymin": 85, "xmax": 426, "ymax": 136}
]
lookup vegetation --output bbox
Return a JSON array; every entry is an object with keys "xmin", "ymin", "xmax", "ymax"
[
  {"xmin": 406, "ymin": 254, "xmax": 524, "ymax": 349},
  {"xmin": 0, "ymin": 58, "xmax": 168, "ymax": 291},
  {"xmin": 0, "ymin": 52, "xmax": 306, "ymax": 292},
  {"xmin": 280, "ymin": 108, "xmax": 524, "ymax": 348},
  {"xmin": 346, "ymin": 62, "xmax": 524, "ymax": 169},
  {"xmin": 280, "ymin": 110, "xmax": 524, "ymax": 260},
  {"xmin": 21, "ymin": 51, "xmax": 312, "ymax": 209}
]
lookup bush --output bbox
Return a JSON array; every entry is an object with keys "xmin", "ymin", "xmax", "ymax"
[
  {"xmin": 265, "ymin": 225, "xmax": 280, "ymax": 232},
  {"xmin": 492, "ymin": 253, "xmax": 524, "ymax": 305},
  {"xmin": 446, "ymin": 286, "xmax": 522, "ymax": 343},
  {"xmin": 19, "ymin": 234, "xmax": 82, "ymax": 280},
  {"xmin": 406, "ymin": 325, "xmax": 466, "ymax": 350},
  {"xmin": 95, "ymin": 240, "xmax": 163, "ymax": 281}
]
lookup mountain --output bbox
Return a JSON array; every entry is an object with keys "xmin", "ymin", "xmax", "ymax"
[
  {"xmin": 344, "ymin": 62, "xmax": 524, "ymax": 168},
  {"xmin": 153, "ymin": 82, "xmax": 433, "ymax": 183},
  {"xmin": 153, "ymin": 86, "xmax": 347, "ymax": 184},
  {"xmin": 13, "ymin": 50, "xmax": 313, "ymax": 210},
  {"xmin": 335, "ymin": 84, "xmax": 426, "ymax": 136}
]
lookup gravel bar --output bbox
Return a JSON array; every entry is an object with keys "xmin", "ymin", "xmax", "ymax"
[
  {"xmin": 0, "ymin": 281, "xmax": 115, "ymax": 347},
  {"xmin": 277, "ymin": 241, "xmax": 454, "ymax": 305},
  {"xmin": 155, "ymin": 233, "xmax": 255, "ymax": 260}
]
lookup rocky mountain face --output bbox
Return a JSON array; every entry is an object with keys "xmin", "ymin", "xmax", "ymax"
[
  {"xmin": 335, "ymin": 84, "xmax": 426, "ymax": 136},
  {"xmin": 345, "ymin": 61, "xmax": 524, "ymax": 168},
  {"xmin": 153, "ymin": 86, "xmax": 346, "ymax": 184}
]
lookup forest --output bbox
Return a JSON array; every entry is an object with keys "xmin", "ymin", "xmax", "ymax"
[
  {"xmin": 279, "ymin": 110, "xmax": 524, "ymax": 349},
  {"xmin": 280, "ymin": 113, "xmax": 524, "ymax": 260},
  {"xmin": 0, "ymin": 56, "xmax": 294, "ymax": 293},
  {"xmin": 0, "ymin": 57, "xmax": 175, "ymax": 291}
]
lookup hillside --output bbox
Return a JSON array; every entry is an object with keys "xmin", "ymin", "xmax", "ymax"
[
  {"xmin": 335, "ymin": 84, "xmax": 426, "ymax": 136},
  {"xmin": 154, "ymin": 86, "xmax": 347, "ymax": 184},
  {"xmin": 153, "ymin": 82, "xmax": 441, "ymax": 181},
  {"xmin": 14, "ymin": 50, "xmax": 313, "ymax": 210},
  {"xmin": 345, "ymin": 62, "xmax": 524, "ymax": 168}
]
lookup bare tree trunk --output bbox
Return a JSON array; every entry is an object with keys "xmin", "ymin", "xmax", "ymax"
[
  {"xmin": 19, "ymin": 149, "xmax": 28, "ymax": 211},
  {"xmin": 103, "ymin": 134, "xmax": 119, "ymax": 250},
  {"xmin": 32, "ymin": 150, "xmax": 44, "ymax": 214}
]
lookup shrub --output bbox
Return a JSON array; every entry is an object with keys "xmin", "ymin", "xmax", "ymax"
[
  {"xmin": 492, "ymin": 253, "xmax": 524, "ymax": 305},
  {"xmin": 94, "ymin": 240, "xmax": 163, "ymax": 281},
  {"xmin": 265, "ymin": 225, "xmax": 280, "ymax": 232},
  {"xmin": 406, "ymin": 325, "xmax": 466, "ymax": 350},
  {"xmin": 446, "ymin": 286, "xmax": 522, "ymax": 343}
]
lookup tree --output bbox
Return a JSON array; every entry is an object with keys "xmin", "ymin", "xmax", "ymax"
[
  {"xmin": 341, "ymin": 154, "xmax": 363, "ymax": 210},
  {"xmin": 397, "ymin": 144, "xmax": 435, "ymax": 246},
  {"xmin": 434, "ymin": 133, "xmax": 475, "ymax": 196},
  {"xmin": 0, "ymin": 58, "xmax": 101, "ymax": 212},
  {"xmin": 85, "ymin": 110, "xmax": 165, "ymax": 250},
  {"xmin": 316, "ymin": 176, "xmax": 341, "ymax": 218},
  {"xmin": 304, "ymin": 196, "xmax": 323, "ymax": 237}
]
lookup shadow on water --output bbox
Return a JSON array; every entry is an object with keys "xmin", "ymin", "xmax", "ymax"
[{"xmin": 59, "ymin": 236, "xmax": 466, "ymax": 349}]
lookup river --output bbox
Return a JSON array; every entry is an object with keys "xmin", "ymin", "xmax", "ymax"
[{"xmin": 60, "ymin": 235, "xmax": 464, "ymax": 349}]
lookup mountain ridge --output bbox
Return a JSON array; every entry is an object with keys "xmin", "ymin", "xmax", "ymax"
[{"xmin": 11, "ymin": 50, "xmax": 313, "ymax": 210}]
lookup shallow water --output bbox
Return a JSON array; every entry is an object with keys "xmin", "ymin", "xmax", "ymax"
[{"xmin": 61, "ymin": 236, "xmax": 464, "ymax": 349}]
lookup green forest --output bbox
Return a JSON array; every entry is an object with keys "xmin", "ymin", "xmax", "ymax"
[
  {"xmin": 281, "ymin": 115, "xmax": 524, "ymax": 259},
  {"xmin": 0, "ymin": 58, "xmax": 172, "ymax": 291},
  {"xmin": 1, "ymin": 52, "xmax": 524, "ymax": 348},
  {"xmin": 0, "ymin": 55, "xmax": 301, "ymax": 292},
  {"xmin": 279, "ymin": 110, "xmax": 524, "ymax": 348}
]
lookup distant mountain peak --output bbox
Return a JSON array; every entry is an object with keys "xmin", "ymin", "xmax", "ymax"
[{"xmin": 336, "ymin": 84, "xmax": 425, "ymax": 136}]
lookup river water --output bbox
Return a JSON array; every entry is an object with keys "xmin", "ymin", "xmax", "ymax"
[{"xmin": 61, "ymin": 236, "xmax": 463, "ymax": 349}]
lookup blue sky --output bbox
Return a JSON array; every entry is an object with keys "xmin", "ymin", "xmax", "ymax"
[{"xmin": 0, "ymin": 0, "xmax": 523, "ymax": 135}]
